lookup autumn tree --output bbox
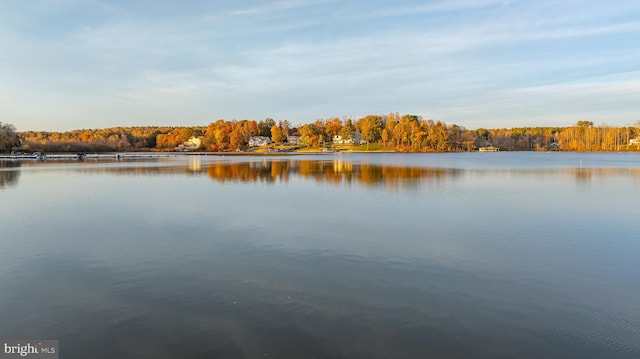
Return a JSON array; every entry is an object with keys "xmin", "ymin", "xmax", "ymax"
[
  {"xmin": 279, "ymin": 120, "xmax": 290, "ymax": 137},
  {"xmin": 426, "ymin": 121, "xmax": 449, "ymax": 151},
  {"xmin": 271, "ymin": 125, "xmax": 285, "ymax": 144},
  {"xmin": 324, "ymin": 117, "xmax": 342, "ymax": 139},
  {"xmin": 205, "ymin": 120, "xmax": 232, "ymax": 150},
  {"xmin": 299, "ymin": 122, "xmax": 324, "ymax": 147},
  {"xmin": 229, "ymin": 127, "xmax": 243, "ymax": 150},
  {"xmin": 340, "ymin": 119, "xmax": 356, "ymax": 143},
  {"xmin": 577, "ymin": 121, "xmax": 594, "ymax": 129},
  {"xmin": 258, "ymin": 118, "xmax": 276, "ymax": 137},
  {"xmin": 381, "ymin": 128, "xmax": 391, "ymax": 147},
  {"xmin": 357, "ymin": 115, "xmax": 383, "ymax": 143}
]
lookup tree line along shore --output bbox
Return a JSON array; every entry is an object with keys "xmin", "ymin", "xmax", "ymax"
[{"xmin": 2, "ymin": 115, "xmax": 640, "ymax": 153}]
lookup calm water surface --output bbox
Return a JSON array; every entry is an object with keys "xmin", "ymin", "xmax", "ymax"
[{"xmin": 1, "ymin": 153, "xmax": 639, "ymax": 358}]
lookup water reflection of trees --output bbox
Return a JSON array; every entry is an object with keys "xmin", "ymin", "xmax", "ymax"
[
  {"xmin": 206, "ymin": 160, "xmax": 460, "ymax": 189},
  {"xmin": 202, "ymin": 161, "xmax": 640, "ymax": 187},
  {"xmin": 565, "ymin": 167, "xmax": 640, "ymax": 184},
  {"xmin": 507, "ymin": 167, "xmax": 640, "ymax": 183},
  {"xmin": 0, "ymin": 161, "xmax": 21, "ymax": 189},
  {"xmin": 11, "ymin": 159, "xmax": 640, "ymax": 189},
  {"xmin": 28, "ymin": 159, "xmax": 459, "ymax": 189}
]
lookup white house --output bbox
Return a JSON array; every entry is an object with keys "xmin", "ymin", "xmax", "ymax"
[
  {"xmin": 479, "ymin": 146, "xmax": 500, "ymax": 152},
  {"xmin": 630, "ymin": 137, "xmax": 640, "ymax": 146},
  {"xmin": 176, "ymin": 136, "xmax": 202, "ymax": 151},
  {"xmin": 333, "ymin": 133, "xmax": 362, "ymax": 145},
  {"xmin": 287, "ymin": 135, "xmax": 301, "ymax": 145},
  {"xmin": 249, "ymin": 136, "xmax": 272, "ymax": 147}
]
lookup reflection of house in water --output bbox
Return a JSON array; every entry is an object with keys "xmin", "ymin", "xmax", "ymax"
[
  {"xmin": 188, "ymin": 157, "xmax": 201, "ymax": 171},
  {"xmin": 333, "ymin": 159, "xmax": 352, "ymax": 173}
]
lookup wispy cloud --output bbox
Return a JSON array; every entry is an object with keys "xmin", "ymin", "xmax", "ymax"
[
  {"xmin": 356, "ymin": 0, "xmax": 514, "ymax": 20},
  {"xmin": 231, "ymin": 0, "xmax": 321, "ymax": 16}
]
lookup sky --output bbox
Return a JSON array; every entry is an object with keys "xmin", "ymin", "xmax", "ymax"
[{"xmin": 1, "ymin": 0, "xmax": 639, "ymax": 131}]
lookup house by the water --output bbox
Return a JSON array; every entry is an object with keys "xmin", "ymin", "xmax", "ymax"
[
  {"xmin": 333, "ymin": 133, "xmax": 362, "ymax": 145},
  {"xmin": 249, "ymin": 136, "xmax": 272, "ymax": 147},
  {"xmin": 286, "ymin": 135, "xmax": 301, "ymax": 145},
  {"xmin": 479, "ymin": 146, "xmax": 500, "ymax": 152},
  {"xmin": 176, "ymin": 136, "xmax": 203, "ymax": 151}
]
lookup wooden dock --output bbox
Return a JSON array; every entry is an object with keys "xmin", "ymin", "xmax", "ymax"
[
  {"xmin": 0, "ymin": 151, "xmax": 306, "ymax": 161},
  {"xmin": 0, "ymin": 153, "xmax": 184, "ymax": 160}
]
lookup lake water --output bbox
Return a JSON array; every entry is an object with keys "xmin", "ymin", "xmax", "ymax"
[{"xmin": 1, "ymin": 152, "xmax": 639, "ymax": 358}]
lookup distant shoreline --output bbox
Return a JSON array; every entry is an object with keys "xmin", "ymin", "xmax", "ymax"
[
  {"xmin": 8, "ymin": 119, "xmax": 640, "ymax": 154},
  {"xmin": 2, "ymin": 149, "xmax": 639, "ymax": 161}
]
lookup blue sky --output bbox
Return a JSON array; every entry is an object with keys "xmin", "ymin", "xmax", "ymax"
[{"xmin": 1, "ymin": 0, "xmax": 639, "ymax": 131}]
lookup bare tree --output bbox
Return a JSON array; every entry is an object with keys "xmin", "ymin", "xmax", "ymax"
[{"xmin": 0, "ymin": 122, "xmax": 20, "ymax": 152}]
